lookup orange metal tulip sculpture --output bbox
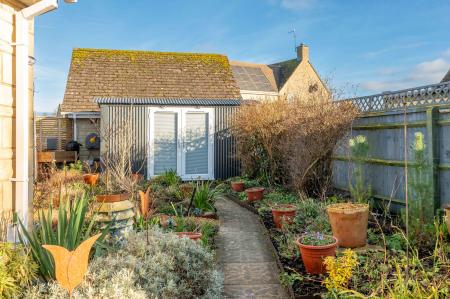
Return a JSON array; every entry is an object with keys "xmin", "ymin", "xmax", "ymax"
[{"xmin": 42, "ymin": 234, "xmax": 101, "ymax": 299}]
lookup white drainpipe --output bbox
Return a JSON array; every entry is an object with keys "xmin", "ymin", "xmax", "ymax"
[{"xmin": 12, "ymin": 0, "xmax": 58, "ymax": 229}]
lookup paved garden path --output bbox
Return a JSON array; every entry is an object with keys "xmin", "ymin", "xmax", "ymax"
[{"xmin": 215, "ymin": 198, "xmax": 290, "ymax": 299}]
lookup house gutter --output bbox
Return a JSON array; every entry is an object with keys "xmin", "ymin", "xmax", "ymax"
[{"xmin": 12, "ymin": 0, "xmax": 58, "ymax": 228}]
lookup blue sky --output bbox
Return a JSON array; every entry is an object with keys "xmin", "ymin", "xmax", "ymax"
[{"xmin": 34, "ymin": 0, "xmax": 450, "ymax": 112}]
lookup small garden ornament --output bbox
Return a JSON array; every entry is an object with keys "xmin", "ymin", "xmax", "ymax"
[{"xmin": 42, "ymin": 233, "xmax": 101, "ymax": 299}]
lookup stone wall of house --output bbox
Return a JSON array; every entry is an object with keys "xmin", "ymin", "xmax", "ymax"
[
  {"xmin": 76, "ymin": 118, "xmax": 100, "ymax": 162},
  {"xmin": 279, "ymin": 61, "xmax": 329, "ymax": 102},
  {"xmin": 0, "ymin": 0, "xmax": 34, "ymax": 218}
]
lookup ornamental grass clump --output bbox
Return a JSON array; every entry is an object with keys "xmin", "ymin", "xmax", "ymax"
[
  {"xmin": 0, "ymin": 243, "xmax": 37, "ymax": 298},
  {"xmin": 232, "ymin": 95, "xmax": 358, "ymax": 195}
]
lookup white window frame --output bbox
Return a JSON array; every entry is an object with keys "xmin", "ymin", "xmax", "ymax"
[{"xmin": 147, "ymin": 107, "xmax": 215, "ymax": 180}]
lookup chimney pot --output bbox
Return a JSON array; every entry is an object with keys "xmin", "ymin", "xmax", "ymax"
[{"xmin": 296, "ymin": 43, "xmax": 309, "ymax": 62}]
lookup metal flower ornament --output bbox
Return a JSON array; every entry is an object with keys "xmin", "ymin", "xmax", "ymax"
[{"xmin": 42, "ymin": 234, "xmax": 101, "ymax": 299}]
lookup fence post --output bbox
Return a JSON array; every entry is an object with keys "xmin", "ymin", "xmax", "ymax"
[{"xmin": 426, "ymin": 107, "xmax": 439, "ymax": 215}]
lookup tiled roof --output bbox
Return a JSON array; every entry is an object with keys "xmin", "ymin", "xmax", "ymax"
[
  {"xmin": 268, "ymin": 59, "xmax": 300, "ymax": 91},
  {"xmin": 61, "ymin": 48, "xmax": 241, "ymax": 112},
  {"xmin": 442, "ymin": 69, "xmax": 450, "ymax": 83}
]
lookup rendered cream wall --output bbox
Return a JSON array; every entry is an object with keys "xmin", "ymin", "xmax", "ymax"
[{"xmin": 0, "ymin": 0, "xmax": 34, "ymax": 220}]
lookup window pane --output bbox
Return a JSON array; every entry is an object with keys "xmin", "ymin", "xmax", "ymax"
[
  {"xmin": 154, "ymin": 112, "xmax": 177, "ymax": 175},
  {"xmin": 185, "ymin": 112, "xmax": 208, "ymax": 175}
]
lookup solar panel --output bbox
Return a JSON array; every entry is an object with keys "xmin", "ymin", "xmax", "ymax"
[{"xmin": 231, "ymin": 66, "xmax": 275, "ymax": 92}]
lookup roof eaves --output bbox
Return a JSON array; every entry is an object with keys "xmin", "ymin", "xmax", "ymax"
[{"xmin": 94, "ymin": 97, "xmax": 242, "ymax": 106}]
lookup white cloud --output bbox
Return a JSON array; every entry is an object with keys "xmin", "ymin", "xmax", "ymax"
[
  {"xmin": 410, "ymin": 58, "xmax": 450, "ymax": 82},
  {"xmin": 443, "ymin": 48, "xmax": 450, "ymax": 56},
  {"xmin": 361, "ymin": 80, "xmax": 410, "ymax": 92},
  {"xmin": 361, "ymin": 58, "xmax": 450, "ymax": 93}
]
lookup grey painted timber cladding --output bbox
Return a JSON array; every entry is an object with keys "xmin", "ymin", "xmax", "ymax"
[
  {"xmin": 99, "ymin": 105, "xmax": 240, "ymax": 180},
  {"xmin": 332, "ymin": 105, "xmax": 450, "ymax": 209}
]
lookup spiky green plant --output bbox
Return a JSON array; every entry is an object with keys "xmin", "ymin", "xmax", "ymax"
[
  {"xmin": 17, "ymin": 195, "xmax": 108, "ymax": 280},
  {"xmin": 152, "ymin": 170, "xmax": 181, "ymax": 187},
  {"xmin": 192, "ymin": 182, "xmax": 223, "ymax": 214},
  {"xmin": 348, "ymin": 135, "xmax": 371, "ymax": 204}
]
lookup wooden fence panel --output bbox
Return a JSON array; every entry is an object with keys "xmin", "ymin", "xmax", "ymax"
[
  {"xmin": 35, "ymin": 117, "xmax": 73, "ymax": 151},
  {"xmin": 333, "ymin": 82, "xmax": 450, "ymax": 212}
]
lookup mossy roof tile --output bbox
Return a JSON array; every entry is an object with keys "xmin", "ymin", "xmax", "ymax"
[{"xmin": 61, "ymin": 48, "xmax": 241, "ymax": 112}]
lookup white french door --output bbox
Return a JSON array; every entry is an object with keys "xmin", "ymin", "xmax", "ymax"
[{"xmin": 148, "ymin": 107, "xmax": 214, "ymax": 180}]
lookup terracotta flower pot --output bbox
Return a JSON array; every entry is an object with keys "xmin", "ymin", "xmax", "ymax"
[
  {"xmin": 246, "ymin": 187, "xmax": 265, "ymax": 202},
  {"xmin": 327, "ymin": 203, "xmax": 369, "ymax": 248},
  {"xmin": 272, "ymin": 204, "xmax": 297, "ymax": 229},
  {"xmin": 175, "ymin": 232, "xmax": 202, "ymax": 241},
  {"xmin": 231, "ymin": 181, "xmax": 245, "ymax": 192},
  {"xmin": 96, "ymin": 193, "xmax": 129, "ymax": 203},
  {"xmin": 296, "ymin": 236, "xmax": 338, "ymax": 274},
  {"xmin": 444, "ymin": 206, "xmax": 450, "ymax": 236},
  {"xmin": 83, "ymin": 173, "xmax": 99, "ymax": 186},
  {"xmin": 131, "ymin": 173, "xmax": 143, "ymax": 183}
]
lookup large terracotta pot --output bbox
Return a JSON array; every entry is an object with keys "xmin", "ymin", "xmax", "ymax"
[
  {"xmin": 327, "ymin": 203, "xmax": 369, "ymax": 248},
  {"xmin": 296, "ymin": 236, "xmax": 338, "ymax": 274},
  {"xmin": 444, "ymin": 206, "xmax": 450, "ymax": 236},
  {"xmin": 272, "ymin": 204, "xmax": 297, "ymax": 229},
  {"xmin": 83, "ymin": 174, "xmax": 99, "ymax": 186},
  {"xmin": 96, "ymin": 193, "xmax": 129, "ymax": 203},
  {"xmin": 231, "ymin": 181, "xmax": 245, "ymax": 192},
  {"xmin": 175, "ymin": 232, "xmax": 202, "ymax": 241},
  {"xmin": 246, "ymin": 187, "xmax": 265, "ymax": 202}
]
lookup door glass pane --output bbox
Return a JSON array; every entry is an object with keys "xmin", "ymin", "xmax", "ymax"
[
  {"xmin": 154, "ymin": 112, "xmax": 177, "ymax": 175},
  {"xmin": 185, "ymin": 112, "xmax": 208, "ymax": 175}
]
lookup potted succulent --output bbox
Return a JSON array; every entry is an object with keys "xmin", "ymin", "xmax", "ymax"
[
  {"xmin": 327, "ymin": 135, "xmax": 370, "ymax": 248},
  {"xmin": 231, "ymin": 181, "xmax": 245, "ymax": 192},
  {"xmin": 296, "ymin": 232, "xmax": 338, "ymax": 274},
  {"xmin": 246, "ymin": 187, "xmax": 265, "ymax": 202},
  {"xmin": 271, "ymin": 204, "xmax": 297, "ymax": 229}
]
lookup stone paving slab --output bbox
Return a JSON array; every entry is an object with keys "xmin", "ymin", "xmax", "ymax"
[{"xmin": 215, "ymin": 198, "xmax": 290, "ymax": 299}]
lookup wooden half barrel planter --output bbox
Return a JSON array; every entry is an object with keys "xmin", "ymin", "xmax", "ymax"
[
  {"xmin": 246, "ymin": 187, "xmax": 265, "ymax": 202},
  {"xmin": 271, "ymin": 204, "xmax": 297, "ymax": 229},
  {"xmin": 95, "ymin": 193, "xmax": 135, "ymax": 239},
  {"xmin": 327, "ymin": 203, "xmax": 369, "ymax": 248},
  {"xmin": 296, "ymin": 236, "xmax": 338, "ymax": 274}
]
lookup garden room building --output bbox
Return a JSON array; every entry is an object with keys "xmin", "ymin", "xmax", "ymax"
[{"xmin": 60, "ymin": 48, "xmax": 242, "ymax": 180}]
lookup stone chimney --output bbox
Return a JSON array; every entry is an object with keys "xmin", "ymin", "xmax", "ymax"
[{"xmin": 296, "ymin": 43, "xmax": 309, "ymax": 62}]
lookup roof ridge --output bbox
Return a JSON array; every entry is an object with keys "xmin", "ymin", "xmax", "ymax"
[{"xmin": 72, "ymin": 48, "xmax": 228, "ymax": 58}]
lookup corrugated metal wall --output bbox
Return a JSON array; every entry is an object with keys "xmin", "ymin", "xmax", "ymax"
[{"xmin": 100, "ymin": 105, "xmax": 240, "ymax": 180}]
